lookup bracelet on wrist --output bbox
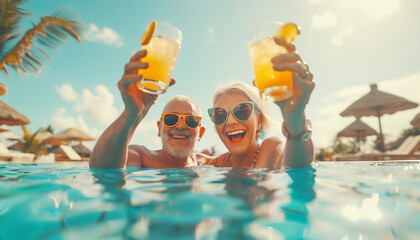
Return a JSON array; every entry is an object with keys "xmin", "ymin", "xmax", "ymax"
[{"xmin": 282, "ymin": 119, "xmax": 312, "ymax": 142}]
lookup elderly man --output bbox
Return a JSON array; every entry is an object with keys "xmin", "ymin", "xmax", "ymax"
[{"xmin": 90, "ymin": 50, "xmax": 207, "ymax": 169}]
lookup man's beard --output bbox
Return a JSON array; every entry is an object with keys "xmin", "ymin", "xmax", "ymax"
[
  {"xmin": 161, "ymin": 130, "xmax": 196, "ymax": 160},
  {"xmin": 166, "ymin": 146, "xmax": 192, "ymax": 159}
]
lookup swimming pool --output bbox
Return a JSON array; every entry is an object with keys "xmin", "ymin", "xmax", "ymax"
[{"xmin": 0, "ymin": 161, "xmax": 419, "ymax": 240}]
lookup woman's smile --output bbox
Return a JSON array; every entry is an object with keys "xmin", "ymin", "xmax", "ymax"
[{"xmin": 226, "ymin": 129, "xmax": 246, "ymax": 143}]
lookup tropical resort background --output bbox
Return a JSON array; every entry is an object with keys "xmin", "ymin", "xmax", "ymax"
[{"xmin": 1, "ymin": 0, "xmax": 420, "ymax": 164}]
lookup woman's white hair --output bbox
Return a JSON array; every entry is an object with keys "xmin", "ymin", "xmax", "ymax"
[{"xmin": 211, "ymin": 81, "xmax": 276, "ymax": 138}]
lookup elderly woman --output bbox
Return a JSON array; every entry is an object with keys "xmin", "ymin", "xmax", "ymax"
[{"xmin": 208, "ymin": 39, "xmax": 314, "ymax": 169}]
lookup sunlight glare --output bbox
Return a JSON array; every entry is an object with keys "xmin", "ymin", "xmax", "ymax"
[{"xmin": 342, "ymin": 193, "xmax": 383, "ymax": 221}]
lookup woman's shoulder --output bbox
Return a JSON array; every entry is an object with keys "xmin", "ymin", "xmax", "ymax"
[
  {"xmin": 212, "ymin": 152, "xmax": 229, "ymax": 167},
  {"xmin": 194, "ymin": 152, "xmax": 216, "ymax": 165},
  {"xmin": 261, "ymin": 136, "xmax": 283, "ymax": 148},
  {"xmin": 257, "ymin": 137, "xmax": 284, "ymax": 169}
]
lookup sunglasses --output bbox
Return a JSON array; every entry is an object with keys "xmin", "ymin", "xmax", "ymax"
[
  {"xmin": 161, "ymin": 113, "xmax": 202, "ymax": 129},
  {"xmin": 208, "ymin": 101, "xmax": 254, "ymax": 126}
]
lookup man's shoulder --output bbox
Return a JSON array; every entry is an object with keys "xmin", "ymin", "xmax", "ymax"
[
  {"xmin": 129, "ymin": 144, "xmax": 154, "ymax": 154},
  {"xmin": 128, "ymin": 145, "xmax": 161, "ymax": 167}
]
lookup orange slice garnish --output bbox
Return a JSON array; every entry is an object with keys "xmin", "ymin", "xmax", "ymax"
[
  {"xmin": 141, "ymin": 20, "xmax": 156, "ymax": 46},
  {"xmin": 273, "ymin": 22, "xmax": 300, "ymax": 43}
]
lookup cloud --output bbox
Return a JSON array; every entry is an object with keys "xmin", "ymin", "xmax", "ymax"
[
  {"xmin": 52, "ymin": 84, "xmax": 119, "ymax": 138},
  {"xmin": 127, "ymin": 119, "xmax": 161, "ymax": 149},
  {"xmin": 51, "ymin": 108, "xmax": 102, "ymax": 148},
  {"xmin": 51, "ymin": 108, "xmax": 77, "ymax": 128},
  {"xmin": 330, "ymin": 25, "xmax": 354, "ymax": 46},
  {"xmin": 137, "ymin": 120, "xmax": 158, "ymax": 134},
  {"xmin": 132, "ymin": 134, "xmax": 162, "ymax": 149},
  {"xmin": 50, "ymin": 84, "xmax": 122, "ymax": 149},
  {"xmin": 312, "ymin": 72, "xmax": 420, "ymax": 149},
  {"xmin": 311, "ymin": 11, "xmax": 338, "ymax": 29},
  {"xmin": 55, "ymin": 84, "xmax": 78, "ymax": 101},
  {"xmin": 74, "ymin": 85, "xmax": 120, "ymax": 127},
  {"xmin": 82, "ymin": 23, "xmax": 124, "ymax": 47},
  {"xmin": 356, "ymin": 0, "xmax": 401, "ymax": 19}
]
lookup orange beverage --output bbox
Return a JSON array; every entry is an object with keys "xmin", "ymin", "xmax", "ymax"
[
  {"xmin": 248, "ymin": 22, "xmax": 300, "ymax": 101},
  {"xmin": 137, "ymin": 21, "xmax": 182, "ymax": 94}
]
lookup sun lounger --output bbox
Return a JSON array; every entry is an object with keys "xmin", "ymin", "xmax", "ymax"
[
  {"xmin": 53, "ymin": 145, "xmax": 83, "ymax": 162},
  {"xmin": 387, "ymin": 135, "xmax": 420, "ymax": 155},
  {"xmin": 0, "ymin": 141, "xmax": 35, "ymax": 162},
  {"xmin": 334, "ymin": 135, "xmax": 420, "ymax": 161}
]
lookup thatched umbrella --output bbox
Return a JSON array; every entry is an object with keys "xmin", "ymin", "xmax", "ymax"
[
  {"xmin": 0, "ymin": 100, "xmax": 30, "ymax": 126},
  {"xmin": 340, "ymin": 84, "xmax": 419, "ymax": 151},
  {"xmin": 72, "ymin": 142, "xmax": 91, "ymax": 158},
  {"xmin": 34, "ymin": 130, "xmax": 53, "ymax": 142},
  {"xmin": 0, "ymin": 83, "xmax": 7, "ymax": 96},
  {"xmin": 43, "ymin": 127, "xmax": 95, "ymax": 146},
  {"xmin": 337, "ymin": 118, "xmax": 378, "ymax": 143},
  {"xmin": 411, "ymin": 112, "xmax": 420, "ymax": 128},
  {"xmin": 7, "ymin": 142, "xmax": 21, "ymax": 151}
]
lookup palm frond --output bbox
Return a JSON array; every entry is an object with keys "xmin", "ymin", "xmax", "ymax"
[
  {"xmin": 0, "ymin": 0, "xmax": 31, "ymax": 54},
  {"xmin": 0, "ymin": 6, "xmax": 84, "ymax": 76},
  {"xmin": 15, "ymin": 126, "xmax": 47, "ymax": 156}
]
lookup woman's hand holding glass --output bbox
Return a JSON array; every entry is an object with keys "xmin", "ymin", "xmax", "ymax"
[{"xmin": 271, "ymin": 37, "xmax": 315, "ymax": 135}]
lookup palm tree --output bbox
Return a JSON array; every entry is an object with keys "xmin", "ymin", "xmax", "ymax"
[
  {"xmin": 331, "ymin": 137, "xmax": 358, "ymax": 155},
  {"xmin": 44, "ymin": 124, "xmax": 54, "ymax": 133},
  {"xmin": 0, "ymin": 0, "xmax": 83, "ymax": 94},
  {"xmin": 8, "ymin": 125, "xmax": 47, "ymax": 160}
]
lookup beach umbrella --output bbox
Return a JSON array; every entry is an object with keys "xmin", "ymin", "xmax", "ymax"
[
  {"xmin": 42, "ymin": 137, "xmax": 67, "ymax": 146},
  {"xmin": 0, "ymin": 100, "xmax": 30, "ymax": 126},
  {"xmin": 340, "ymin": 84, "xmax": 419, "ymax": 151},
  {"xmin": 43, "ymin": 127, "xmax": 95, "ymax": 146},
  {"xmin": 337, "ymin": 118, "xmax": 378, "ymax": 143},
  {"xmin": 0, "ymin": 83, "xmax": 7, "ymax": 96},
  {"xmin": 411, "ymin": 112, "xmax": 420, "ymax": 128},
  {"xmin": 7, "ymin": 142, "xmax": 21, "ymax": 151},
  {"xmin": 34, "ymin": 130, "xmax": 53, "ymax": 142},
  {"xmin": 72, "ymin": 142, "xmax": 91, "ymax": 157}
]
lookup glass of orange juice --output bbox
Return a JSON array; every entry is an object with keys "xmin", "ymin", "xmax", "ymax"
[
  {"xmin": 248, "ymin": 22, "xmax": 300, "ymax": 101},
  {"xmin": 137, "ymin": 21, "xmax": 182, "ymax": 94}
]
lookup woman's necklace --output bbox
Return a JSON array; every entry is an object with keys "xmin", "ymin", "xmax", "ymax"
[{"xmin": 227, "ymin": 145, "xmax": 260, "ymax": 168}]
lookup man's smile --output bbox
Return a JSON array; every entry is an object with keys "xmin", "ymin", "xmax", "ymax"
[{"xmin": 168, "ymin": 131, "xmax": 190, "ymax": 140}]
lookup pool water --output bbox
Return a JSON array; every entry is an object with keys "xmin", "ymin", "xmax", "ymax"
[{"xmin": 0, "ymin": 161, "xmax": 419, "ymax": 240}]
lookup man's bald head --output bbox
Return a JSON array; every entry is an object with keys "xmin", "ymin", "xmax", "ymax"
[{"xmin": 162, "ymin": 95, "xmax": 202, "ymax": 116}]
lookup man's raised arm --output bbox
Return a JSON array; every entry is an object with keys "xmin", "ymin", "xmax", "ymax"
[{"xmin": 90, "ymin": 50, "xmax": 157, "ymax": 169}]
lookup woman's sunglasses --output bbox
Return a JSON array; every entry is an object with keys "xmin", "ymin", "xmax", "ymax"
[
  {"xmin": 161, "ymin": 113, "xmax": 202, "ymax": 129},
  {"xmin": 208, "ymin": 101, "xmax": 254, "ymax": 126}
]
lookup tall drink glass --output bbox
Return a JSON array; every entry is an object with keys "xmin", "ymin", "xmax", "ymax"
[
  {"xmin": 137, "ymin": 21, "xmax": 182, "ymax": 94},
  {"xmin": 248, "ymin": 22, "xmax": 299, "ymax": 101}
]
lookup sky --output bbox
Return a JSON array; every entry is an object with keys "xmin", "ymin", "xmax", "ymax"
[{"xmin": 1, "ymin": 0, "xmax": 420, "ymax": 154}]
